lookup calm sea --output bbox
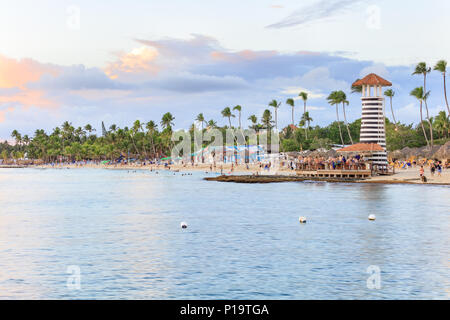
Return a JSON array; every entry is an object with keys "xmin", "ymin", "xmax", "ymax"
[{"xmin": 0, "ymin": 168, "xmax": 448, "ymax": 299}]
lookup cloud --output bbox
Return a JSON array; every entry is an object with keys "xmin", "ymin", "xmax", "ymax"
[
  {"xmin": 0, "ymin": 54, "xmax": 59, "ymax": 89},
  {"xmin": 359, "ymin": 63, "xmax": 389, "ymax": 78},
  {"xmin": 105, "ymin": 46, "xmax": 159, "ymax": 79},
  {"xmin": 0, "ymin": 107, "xmax": 14, "ymax": 123},
  {"xmin": 0, "ymin": 34, "xmax": 443, "ymax": 138},
  {"xmin": 281, "ymin": 86, "xmax": 325, "ymax": 99},
  {"xmin": 266, "ymin": 0, "xmax": 368, "ymax": 29},
  {"xmin": 32, "ymin": 65, "xmax": 134, "ymax": 91},
  {"xmin": 148, "ymin": 73, "xmax": 249, "ymax": 93}
]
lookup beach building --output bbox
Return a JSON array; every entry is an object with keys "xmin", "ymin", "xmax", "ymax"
[{"xmin": 352, "ymin": 73, "xmax": 392, "ymax": 168}]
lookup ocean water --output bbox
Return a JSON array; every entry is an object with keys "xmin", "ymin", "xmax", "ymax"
[{"xmin": 0, "ymin": 168, "xmax": 448, "ymax": 299}]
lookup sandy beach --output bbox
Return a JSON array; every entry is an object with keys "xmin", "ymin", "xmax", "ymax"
[{"xmin": 34, "ymin": 162, "xmax": 450, "ymax": 185}]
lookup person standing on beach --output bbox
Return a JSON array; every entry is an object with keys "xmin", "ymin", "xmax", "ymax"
[
  {"xmin": 437, "ymin": 162, "xmax": 442, "ymax": 177},
  {"xmin": 419, "ymin": 165, "xmax": 425, "ymax": 182}
]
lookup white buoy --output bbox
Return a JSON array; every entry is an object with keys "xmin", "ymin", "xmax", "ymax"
[
  {"xmin": 299, "ymin": 216, "xmax": 307, "ymax": 224},
  {"xmin": 368, "ymin": 214, "xmax": 376, "ymax": 221},
  {"xmin": 181, "ymin": 222, "xmax": 188, "ymax": 229}
]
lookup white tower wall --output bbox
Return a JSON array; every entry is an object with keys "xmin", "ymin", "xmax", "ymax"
[{"xmin": 360, "ymin": 85, "xmax": 388, "ymax": 167}]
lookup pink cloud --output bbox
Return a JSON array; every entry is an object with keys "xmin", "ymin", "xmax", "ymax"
[
  {"xmin": 105, "ymin": 46, "xmax": 160, "ymax": 79},
  {"xmin": 0, "ymin": 106, "xmax": 14, "ymax": 123},
  {"xmin": 0, "ymin": 54, "xmax": 59, "ymax": 89}
]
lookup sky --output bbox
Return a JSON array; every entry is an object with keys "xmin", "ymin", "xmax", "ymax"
[{"xmin": 0, "ymin": 0, "xmax": 449, "ymax": 140}]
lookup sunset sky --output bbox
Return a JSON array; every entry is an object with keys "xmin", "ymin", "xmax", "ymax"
[{"xmin": 1, "ymin": 0, "xmax": 449, "ymax": 140}]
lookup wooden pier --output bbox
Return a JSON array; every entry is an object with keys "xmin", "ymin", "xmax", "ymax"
[{"xmin": 296, "ymin": 169, "xmax": 372, "ymax": 179}]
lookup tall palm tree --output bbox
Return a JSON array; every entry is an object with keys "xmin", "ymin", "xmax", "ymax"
[
  {"xmin": 413, "ymin": 62, "xmax": 433, "ymax": 147},
  {"xmin": 248, "ymin": 114, "xmax": 259, "ymax": 162},
  {"xmin": 261, "ymin": 109, "xmax": 274, "ymax": 153},
  {"xmin": 286, "ymin": 98, "xmax": 295, "ymax": 126},
  {"xmin": 384, "ymin": 89, "xmax": 398, "ymax": 130},
  {"xmin": 336, "ymin": 90, "xmax": 353, "ymax": 144},
  {"xmin": 221, "ymin": 107, "xmax": 235, "ymax": 128},
  {"xmin": 206, "ymin": 120, "xmax": 217, "ymax": 130},
  {"xmin": 146, "ymin": 120, "xmax": 158, "ymax": 158},
  {"xmin": 327, "ymin": 91, "xmax": 345, "ymax": 146},
  {"xmin": 196, "ymin": 113, "xmax": 206, "ymax": 162},
  {"xmin": 11, "ymin": 130, "xmax": 22, "ymax": 150},
  {"xmin": 301, "ymin": 112, "xmax": 313, "ymax": 139},
  {"xmin": 299, "ymin": 91, "xmax": 308, "ymax": 115},
  {"xmin": 233, "ymin": 105, "xmax": 242, "ymax": 129},
  {"xmin": 434, "ymin": 60, "xmax": 450, "ymax": 116},
  {"xmin": 268, "ymin": 99, "xmax": 281, "ymax": 131},
  {"xmin": 161, "ymin": 112, "xmax": 175, "ymax": 131},
  {"xmin": 410, "ymin": 87, "xmax": 430, "ymax": 146}
]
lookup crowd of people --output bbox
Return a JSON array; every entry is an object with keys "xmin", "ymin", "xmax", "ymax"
[{"xmin": 281, "ymin": 155, "xmax": 369, "ymax": 171}]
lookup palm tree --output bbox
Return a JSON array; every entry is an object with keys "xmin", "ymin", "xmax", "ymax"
[
  {"xmin": 84, "ymin": 124, "xmax": 95, "ymax": 134},
  {"xmin": 109, "ymin": 124, "xmax": 117, "ymax": 133},
  {"xmin": 161, "ymin": 112, "xmax": 175, "ymax": 131},
  {"xmin": 410, "ymin": 87, "xmax": 430, "ymax": 146},
  {"xmin": 248, "ymin": 115, "xmax": 258, "ymax": 128},
  {"xmin": 351, "ymin": 80, "xmax": 362, "ymax": 94},
  {"xmin": 301, "ymin": 112, "xmax": 313, "ymax": 139},
  {"xmin": 196, "ymin": 113, "xmax": 206, "ymax": 162},
  {"xmin": 206, "ymin": 120, "xmax": 217, "ymax": 130},
  {"xmin": 221, "ymin": 107, "xmax": 235, "ymax": 128},
  {"xmin": 299, "ymin": 91, "xmax": 308, "ymax": 115},
  {"xmin": 413, "ymin": 62, "xmax": 433, "ymax": 147},
  {"xmin": 146, "ymin": 120, "xmax": 158, "ymax": 157},
  {"xmin": 286, "ymin": 98, "xmax": 295, "ymax": 126},
  {"xmin": 261, "ymin": 109, "xmax": 274, "ymax": 153},
  {"xmin": 233, "ymin": 105, "xmax": 242, "ymax": 129},
  {"xmin": 433, "ymin": 111, "xmax": 449, "ymax": 139},
  {"xmin": 434, "ymin": 60, "xmax": 450, "ymax": 116},
  {"xmin": 327, "ymin": 91, "xmax": 345, "ymax": 146},
  {"xmin": 268, "ymin": 99, "xmax": 281, "ymax": 130},
  {"xmin": 336, "ymin": 90, "xmax": 353, "ymax": 144},
  {"xmin": 261, "ymin": 109, "xmax": 274, "ymax": 127},
  {"xmin": 384, "ymin": 89, "xmax": 398, "ymax": 130},
  {"xmin": 11, "ymin": 130, "xmax": 22, "ymax": 150}
]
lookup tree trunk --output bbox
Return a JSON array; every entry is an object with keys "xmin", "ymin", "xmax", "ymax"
[
  {"xmin": 423, "ymin": 74, "xmax": 433, "ymax": 147},
  {"xmin": 336, "ymin": 104, "xmax": 344, "ymax": 146},
  {"xmin": 201, "ymin": 123, "xmax": 204, "ymax": 163},
  {"xmin": 239, "ymin": 112, "xmax": 241, "ymax": 129},
  {"xmin": 275, "ymin": 108, "xmax": 278, "ymax": 131},
  {"xmin": 443, "ymin": 73, "xmax": 450, "ymax": 117},
  {"xmin": 420, "ymin": 101, "xmax": 429, "ymax": 146},
  {"xmin": 389, "ymin": 96, "xmax": 398, "ymax": 129},
  {"xmin": 291, "ymin": 107, "xmax": 294, "ymax": 126},
  {"xmin": 342, "ymin": 103, "xmax": 354, "ymax": 144},
  {"xmin": 304, "ymin": 101, "xmax": 308, "ymax": 140}
]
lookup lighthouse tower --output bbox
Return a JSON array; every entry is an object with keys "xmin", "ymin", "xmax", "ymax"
[{"xmin": 352, "ymin": 74, "xmax": 392, "ymax": 168}]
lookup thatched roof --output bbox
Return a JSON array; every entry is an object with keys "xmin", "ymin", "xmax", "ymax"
[
  {"xmin": 352, "ymin": 73, "xmax": 392, "ymax": 87},
  {"xmin": 338, "ymin": 143, "xmax": 384, "ymax": 153}
]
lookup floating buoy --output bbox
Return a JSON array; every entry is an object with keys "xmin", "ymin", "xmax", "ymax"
[
  {"xmin": 181, "ymin": 222, "xmax": 188, "ymax": 229},
  {"xmin": 368, "ymin": 214, "xmax": 376, "ymax": 221},
  {"xmin": 299, "ymin": 216, "xmax": 307, "ymax": 224}
]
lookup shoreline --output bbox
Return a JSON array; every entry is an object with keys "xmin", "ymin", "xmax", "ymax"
[
  {"xmin": 2, "ymin": 163, "xmax": 449, "ymax": 186},
  {"xmin": 204, "ymin": 175, "xmax": 450, "ymax": 186}
]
